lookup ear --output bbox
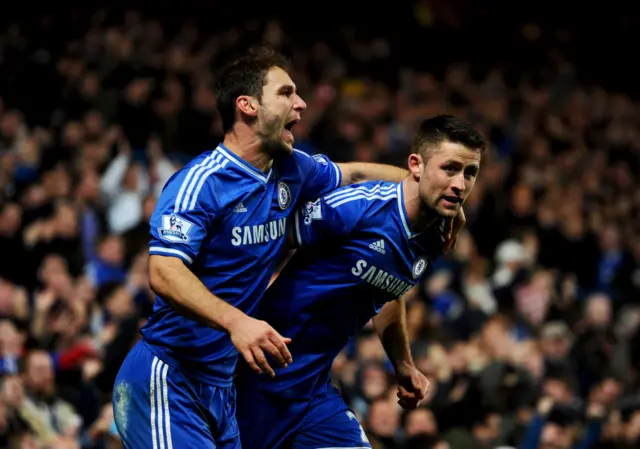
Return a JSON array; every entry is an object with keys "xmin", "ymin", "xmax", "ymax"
[
  {"xmin": 236, "ymin": 95, "xmax": 259, "ymax": 117},
  {"xmin": 408, "ymin": 153, "xmax": 423, "ymax": 181}
]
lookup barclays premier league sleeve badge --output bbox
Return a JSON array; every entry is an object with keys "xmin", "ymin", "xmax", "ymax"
[
  {"xmin": 312, "ymin": 154, "xmax": 328, "ymax": 166},
  {"xmin": 159, "ymin": 214, "xmax": 194, "ymax": 243},
  {"xmin": 302, "ymin": 199, "xmax": 322, "ymax": 225}
]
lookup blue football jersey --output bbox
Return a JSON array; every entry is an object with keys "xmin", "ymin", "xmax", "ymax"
[
  {"xmin": 241, "ymin": 181, "xmax": 445, "ymax": 398},
  {"xmin": 142, "ymin": 145, "xmax": 342, "ymax": 386}
]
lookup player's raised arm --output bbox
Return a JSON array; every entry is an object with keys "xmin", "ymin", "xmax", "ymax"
[
  {"xmin": 292, "ymin": 151, "xmax": 464, "ymax": 249},
  {"xmin": 336, "ymin": 162, "xmax": 408, "ymax": 186},
  {"xmin": 372, "ymin": 284, "xmax": 429, "ymax": 410},
  {"xmin": 293, "ymin": 150, "xmax": 408, "ymax": 203}
]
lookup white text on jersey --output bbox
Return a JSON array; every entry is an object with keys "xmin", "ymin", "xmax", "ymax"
[
  {"xmin": 351, "ymin": 259, "xmax": 413, "ymax": 297},
  {"xmin": 231, "ymin": 218, "xmax": 287, "ymax": 246}
]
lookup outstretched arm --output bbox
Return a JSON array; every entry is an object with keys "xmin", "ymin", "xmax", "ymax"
[{"xmin": 337, "ymin": 162, "xmax": 408, "ymax": 186}]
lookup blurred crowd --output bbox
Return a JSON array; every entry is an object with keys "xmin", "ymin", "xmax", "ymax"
[{"xmin": 1, "ymin": 4, "xmax": 640, "ymax": 449}]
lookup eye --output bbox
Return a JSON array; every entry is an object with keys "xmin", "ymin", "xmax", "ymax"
[
  {"xmin": 464, "ymin": 167, "xmax": 479, "ymax": 179},
  {"xmin": 443, "ymin": 165, "xmax": 458, "ymax": 175},
  {"xmin": 280, "ymin": 87, "xmax": 294, "ymax": 97}
]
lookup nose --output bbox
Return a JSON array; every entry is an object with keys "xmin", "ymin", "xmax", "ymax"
[
  {"xmin": 451, "ymin": 172, "xmax": 466, "ymax": 194},
  {"xmin": 293, "ymin": 94, "xmax": 307, "ymax": 112}
]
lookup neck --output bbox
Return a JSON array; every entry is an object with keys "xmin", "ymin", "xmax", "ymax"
[
  {"xmin": 402, "ymin": 179, "xmax": 439, "ymax": 233},
  {"xmin": 222, "ymin": 125, "xmax": 273, "ymax": 173}
]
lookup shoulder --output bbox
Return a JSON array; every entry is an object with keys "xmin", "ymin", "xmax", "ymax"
[
  {"xmin": 161, "ymin": 149, "xmax": 236, "ymax": 212},
  {"xmin": 291, "ymin": 148, "xmax": 321, "ymax": 162},
  {"xmin": 286, "ymin": 149, "xmax": 334, "ymax": 170},
  {"xmin": 166, "ymin": 150, "xmax": 230, "ymax": 189},
  {"xmin": 322, "ymin": 181, "xmax": 399, "ymax": 209}
]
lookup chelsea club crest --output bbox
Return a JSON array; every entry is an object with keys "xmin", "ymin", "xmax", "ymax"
[
  {"xmin": 412, "ymin": 256, "xmax": 428, "ymax": 279},
  {"xmin": 278, "ymin": 182, "xmax": 291, "ymax": 210}
]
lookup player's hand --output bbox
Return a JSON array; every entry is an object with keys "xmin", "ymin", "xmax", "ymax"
[
  {"xmin": 229, "ymin": 316, "xmax": 292, "ymax": 377},
  {"xmin": 442, "ymin": 208, "xmax": 466, "ymax": 253},
  {"xmin": 395, "ymin": 362, "xmax": 430, "ymax": 410}
]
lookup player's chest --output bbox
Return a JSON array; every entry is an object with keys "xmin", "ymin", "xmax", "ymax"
[
  {"xmin": 212, "ymin": 178, "xmax": 301, "ymax": 251},
  {"xmin": 346, "ymin": 237, "xmax": 429, "ymax": 298}
]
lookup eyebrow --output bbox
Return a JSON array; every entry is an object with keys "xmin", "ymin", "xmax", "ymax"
[{"xmin": 442, "ymin": 159, "xmax": 480, "ymax": 168}]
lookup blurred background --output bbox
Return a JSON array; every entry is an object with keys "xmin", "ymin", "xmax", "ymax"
[{"xmin": 1, "ymin": 1, "xmax": 640, "ymax": 448}]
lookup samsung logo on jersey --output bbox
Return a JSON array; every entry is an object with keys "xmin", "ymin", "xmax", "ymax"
[
  {"xmin": 231, "ymin": 218, "xmax": 287, "ymax": 246},
  {"xmin": 351, "ymin": 259, "xmax": 413, "ymax": 297}
]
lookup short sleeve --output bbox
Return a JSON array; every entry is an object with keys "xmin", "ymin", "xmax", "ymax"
[
  {"xmin": 293, "ymin": 150, "xmax": 342, "ymax": 201},
  {"xmin": 293, "ymin": 190, "xmax": 363, "ymax": 248},
  {"xmin": 148, "ymin": 169, "xmax": 218, "ymax": 265}
]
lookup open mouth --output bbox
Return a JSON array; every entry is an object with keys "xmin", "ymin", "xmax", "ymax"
[
  {"xmin": 285, "ymin": 119, "xmax": 299, "ymax": 132},
  {"xmin": 282, "ymin": 119, "xmax": 299, "ymax": 142},
  {"xmin": 441, "ymin": 195, "xmax": 462, "ymax": 206}
]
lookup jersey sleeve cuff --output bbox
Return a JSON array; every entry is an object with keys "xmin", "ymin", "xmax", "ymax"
[
  {"xmin": 331, "ymin": 161, "xmax": 342, "ymax": 189},
  {"xmin": 149, "ymin": 246, "xmax": 194, "ymax": 265}
]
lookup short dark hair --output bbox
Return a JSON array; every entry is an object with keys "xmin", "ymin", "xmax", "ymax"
[
  {"xmin": 411, "ymin": 115, "xmax": 486, "ymax": 160},
  {"xmin": 213, "ymin": 46, "xmax": 291, "ymax": 134}
]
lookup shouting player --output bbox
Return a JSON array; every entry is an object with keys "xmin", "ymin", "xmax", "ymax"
[
  {"xmin": 235, "ymin": 115, "xmax": 485, "ymax": 449},
  {"xmin": 112, "ymin": 47, "xmax": 418, "ymax": 449}
]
